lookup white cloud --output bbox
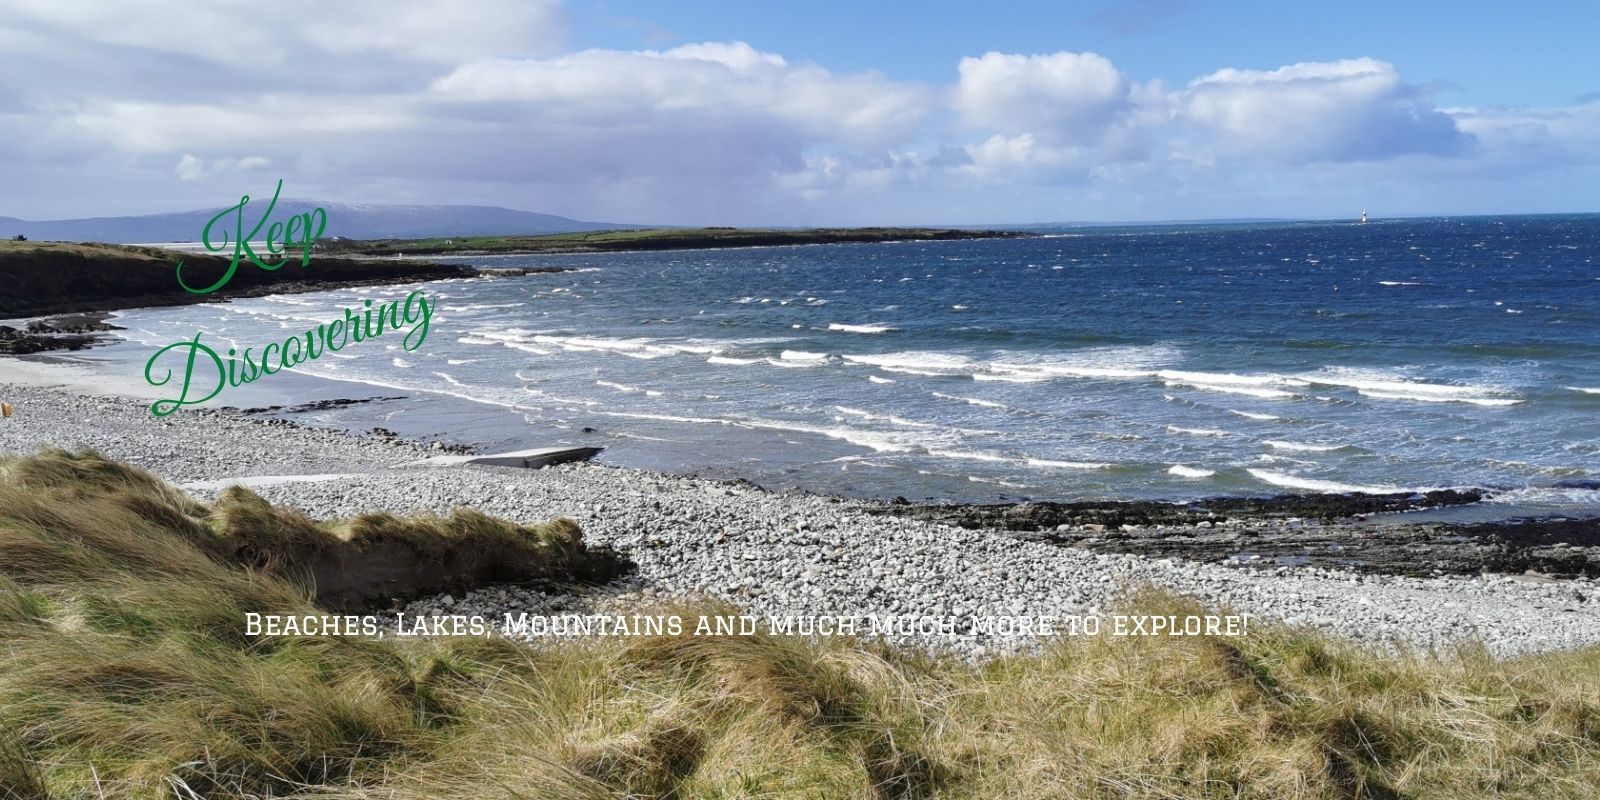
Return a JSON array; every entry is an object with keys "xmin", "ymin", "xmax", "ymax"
[
  {"xmin": 1, "ymin": 0, "xmax": 565, "ymax": 66},
  {"xmin": 176, "ymin": 153, "xmax": 271, "ymax": 181},
  {"xmin": 1179, "ymin": 58, "xmax": 1469, "ymax": 163},
  {"xmin": 952, "ymin": 51, "xmax": 1134, "ymax": 144},
  {"xmin": 431, "ymin": 42, "xmax": 930, "ymax": 144},
  {"xmin": 1447, "ymin": 102, "xmax": 1600, "ymax": 155}
]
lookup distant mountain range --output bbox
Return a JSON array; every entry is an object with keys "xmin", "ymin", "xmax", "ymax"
[{"xmin": 0, "ymin": 201, "xmax": 632, "ymax": 243}]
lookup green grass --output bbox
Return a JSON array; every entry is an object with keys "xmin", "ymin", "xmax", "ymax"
[{"xmin": 4, "ymin": 450, "xmax": 1600, "ymax": 798}]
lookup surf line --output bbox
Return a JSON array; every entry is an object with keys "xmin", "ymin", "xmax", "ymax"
[{"xmin": 144, "ymin": 292, "xmax": 433, "ymax": 417}]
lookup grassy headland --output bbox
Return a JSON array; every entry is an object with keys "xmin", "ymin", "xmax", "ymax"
[
  {"xmin": 4, "ymin": 450, "xmax": 1600, "ymax": 799},
  {"xmin": 321, "ymin": 226, "xmax": 1029, "ymax": 257}
]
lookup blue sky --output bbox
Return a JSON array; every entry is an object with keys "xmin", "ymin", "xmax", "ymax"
[
  {"xmin": 1, "ymin": 0, "xmax": 1596, "ymax": 225},
  {"xmin": 575, "ymin": 1, "xmax": 1597, "ymax": 108}
]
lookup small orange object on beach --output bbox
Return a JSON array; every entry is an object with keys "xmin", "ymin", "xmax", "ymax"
[{"xmin": 1, "ymin": 403, "xmax": 11, "ymax": 417}]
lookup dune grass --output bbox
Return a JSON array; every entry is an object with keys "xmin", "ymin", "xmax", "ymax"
[{"xmin": 3, "ymin": 450, "xmax": 1600, "ymax": 798}]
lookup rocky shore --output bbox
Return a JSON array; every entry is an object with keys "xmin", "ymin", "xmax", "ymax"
[
  {"xmin": 880, "ymin": 497, "xmax": 1600, "ymax": 578},
  {"xmin": 2, "ymin": 379, "xmax": 1599, "ymax": 657}
]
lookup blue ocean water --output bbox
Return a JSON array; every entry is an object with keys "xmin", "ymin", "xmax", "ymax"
[{"xmin": 113, "ymin": 215, "xmax": 1600, "ymax": 511}]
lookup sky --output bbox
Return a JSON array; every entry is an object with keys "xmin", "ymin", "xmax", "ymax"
[{"xmin": 1, "ymin": 0, "xmax": 1596, "ymax": 225}]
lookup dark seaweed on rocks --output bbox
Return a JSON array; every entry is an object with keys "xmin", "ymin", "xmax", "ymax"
[{"xmin": 872, "ymin": 489, "xmax": 1486, "ymax": 531}]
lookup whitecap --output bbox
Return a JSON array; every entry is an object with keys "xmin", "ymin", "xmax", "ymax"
[
  {"xmin": 1027, "ymin": 458, "xmax": 1112, "ymax": 470},
  {"xmin": 868, "ymin": 375, "xmax": 896, "ymax": 384},
  {"xmin": 1246, "ymin": 468, "xmax": 1411, "ymax": 494},
  {"xmin": 1167, "ymin": 425, "xmax": 1230, "ymax": 437},
  {"xmin": 1168, "ymin": 465, "xmax": 1216, "ymax": 478},
  {"xmin": 1264, "ymin": 440, "xmax": 1347, "ymax": 452},
  {"xmin": 828, "ymin": 323, "xmax": 898, "ymax": 334},
  {"xmin": 1229, "ymin": 410, "xmax": 1280, "ymax": 420},
  {"xmin": 932, "ymin": 392, "xmax": 1007, "ymax": 409}
]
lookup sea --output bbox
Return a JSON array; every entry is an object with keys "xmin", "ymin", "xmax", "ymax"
[{"xmin": 99, "ymin": 214, "xmax": 1600, "ymax": 518}]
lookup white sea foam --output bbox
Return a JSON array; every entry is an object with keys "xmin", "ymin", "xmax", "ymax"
[
  {"xmin": 445, "ymin": 358, "xmax": 480, "ymax": 366},
  {"xmin": 932, "ymin": 392, "xmax": 1007, "ymax": 409},
  {"xmin": 1027, "ymin": 458, "xmax": 1112, "ymax": 470},
  {"xmin": 1168, "ymin": 465, "xmax": 1216, "ymax": 478},
  {"xmin": 707, "ymin": 355, "xmax": 762, "ymax": 366},
  {"xmin": 1164, "ymin": 382, "xmax": 1299, "ymax": 399},
  {"xmin": 1567, "ymin": 387, "xmax": 1600, "ymax": 395},
  {"xmin": 833, "ymin": 406, "xmax": 937, "ymax": 428},
  {"xmin": 868, "ymin": 375, "xmax": 896, "ymax": 384},
  {"xmin": 1378, "ymin": 281, "xmax": 1422, "ymax": 286},
  {"xmin": 1167, "ymin": 425, "xmax": 1230, "ymax": 437},
  {"xmin": 597, "ymin": 380, "xmax": 657, "ymax": 395},
  {"xmin": 828, "ymin": 323, "xmax": 898, "ymax": 334},
  {"xmin": 780, "ymin": 350, "xmax": 829, "ymax": 361},
  {"xmin": 1264, "ymin": 440, "xmax": 1347, "ymax": 452},
  {"xmin": 1158, "ymin": 370, "xmax": 1308, "ymax": 387},
  {"xmin": 1300, "ymin": 368, "xmax": 1519, "ymax": 405},
  {"xmin": 928, "ymin": 449, "xmax": 1011, "ymax": 463},
  {"xmin": 973, "ymin": 372, "xmax": 1050, "ymax": 383},
  {"xmin": 1358, "ymin": 390, "xmax": 1522, "ymax": 407},
  {"xmin": 843, "ymin": 352, "xmax": 975, "ymax": 374},
  {"xmin": 1229, "ymin": 410, "xmax": 1281, "ymax": 420},
  {"xmin": 391, "ymin": 357, "xmax": 413, "ymax": 368},
  {"xmin": 1246, "ymin": 469, "xmax": 1408, "ymax": 494}
]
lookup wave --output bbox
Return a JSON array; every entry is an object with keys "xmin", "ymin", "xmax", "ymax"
[
  {"xmin": 927, "ymin": 449, "xmax": 1010, "ymax": 463},
  {"xmin": 932, "ymin": 392, "xmax": 1007, "ymax": 409},
  {"xmin": 1485, "ymin": 486, "xmax": 1600, "ymax": 506},
  {"xmin": 1567, "ymin": 387, "xmax": 1600, "ymax": 395},
  {"xmin": 1378, "ymin": 281, "xmax": 1422, "ymax": 286},
  {"xmin": 780, "ymin": 350, "xmax": 829, "ymax": 362},
  {"xmin": 445, "ymin": 358, "xmax": 480, "ymax": 366},
  {"xmin": 1246, "ymin": 468, "xmax": 1411, "ymax": 494},
  {"xmin": 868, "ymin": 375, "xmax": 896, "ymax": 384},
  {"xmin": 707, "ymin": 355, "xmax": 762, "ymax": 366},
  {"xmin": 1263, "ymin": 440, "xmax": 1348, "ymax": 452},
  {"xmin": 391, "ymin": 357, "xmax": 413, "ymax": 368},
  {"xmin": 1299, "ymin": 368, "xmax": 1520, "ymax": 406},
  {"xmin": 1027, "ymin": 457, "xmax": 1112, "ymax": 470},
  {"xmin": 596, "ymin": 380, "xmax": 662, "ymax": 396},
  {"xmin": 1158, "ymin": 370, "xmax": 1308, "ymax": 388},
  {"xmin": 1229, "ymin": 410, "xmax": 1281, "ymax": 420},
  {"xmin": 832, "ymin": 406, "xmax": 937, "ymax": 429},
  {"xmin": 828, "ymin": 323, "xmax": 898, "ymax": 334},
  {"xmin": 843, "ymin": 352, "xmax": 975, "ymax": 374},
  {"xmin": 469, "ymin": 330, "xmax": 729, "ymax": 360},
  {"xmin": 1168, "ymin": 465, "xmax": 1216, "ymax": 478},
  {"xmin": 1167, "ymin": 425, "xmax": 1229, "ymax": 437},
  {"xmin": 1358, "ymin": 390, "xmax": 1522, "ymax": 407}
]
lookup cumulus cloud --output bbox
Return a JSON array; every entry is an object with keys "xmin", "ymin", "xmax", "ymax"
[
  {"xmin": 1179, "ymin": 58, "xmax": 1469, "ymax": 163},
  {"xmin": 432, "ymin": 42, "xmax": 930, "ymax": 145},
  {"xmin": 176, "ymin": 154, "xmax": 271, "ymax": 181},
  {"xmin": 952, "ymin": 51, "xmax": 1135, "ymax": 144}
]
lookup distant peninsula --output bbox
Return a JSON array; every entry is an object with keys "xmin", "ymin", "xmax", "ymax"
[{"xmin": 321, "ymin": 226, "xmax": 1029, "ymax": 257}]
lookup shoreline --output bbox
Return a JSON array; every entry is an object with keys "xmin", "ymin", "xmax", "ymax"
[
  {"xmin": 3, "ymin": 374, "xmax": 1600, "ymax": 657},
  {"xmin": 8, "ymin": 350, "xmax": 1598, "ymax": 580}
]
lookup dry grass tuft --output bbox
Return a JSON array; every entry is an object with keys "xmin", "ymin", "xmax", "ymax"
[{"xmin": 3, "ymin": 450, "xmax": 1600, "ymax": 798}]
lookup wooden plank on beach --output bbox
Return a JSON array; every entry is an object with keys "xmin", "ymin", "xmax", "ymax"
[{"xmin": 402, "ymin": 446, "xmax": 604, "ymax": 470}]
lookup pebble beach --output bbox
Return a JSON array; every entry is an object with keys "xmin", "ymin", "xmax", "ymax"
[{"xmin": 3, "ymin": 371, "xmax": 1598, "ymax": 659}]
